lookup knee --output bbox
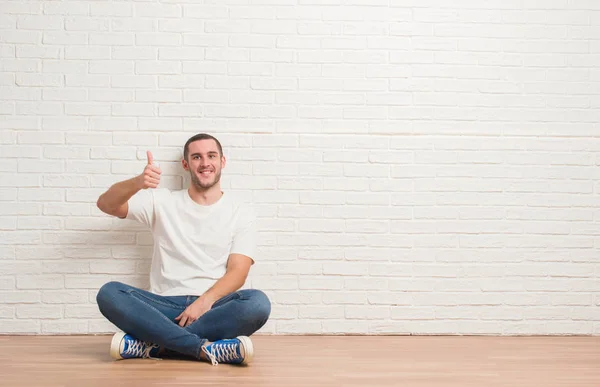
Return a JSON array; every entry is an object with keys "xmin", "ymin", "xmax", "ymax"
[
  {"xmin": 248, "ymin": 289, "xmax": 271, "ymax": 322},
  {"xmin": 96, "ymin": 281, "xmax": 125, "ymax": 308}
]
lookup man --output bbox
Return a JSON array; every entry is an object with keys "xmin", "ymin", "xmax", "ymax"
[{"xmin": 95, "ymin": 133, "xmax": 270, "ymax": 366}]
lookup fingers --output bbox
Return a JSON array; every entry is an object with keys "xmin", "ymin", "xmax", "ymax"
[
  {"xmin": 146, "ymin": 164, "xmax": 161, "ymax": 173},
  {"xmin": 185, "ymin": 317, "xmax": 196, "ymax": 327},
  {"xmin": 175, "ymin": 312, "xmax": 189, "ymax": 327},
  {"xmin": 175, "ymin": 312, "xmax": 186, "ymax": 327},
  {"xmin": 147, "ymin": 150, "xmax": 153, "ymax": 165},
  {"xmin": 145, "ymin": 166, "xmax": 161, "ymax": 179},
  {"xmin": 174, "ymin": 312, "xmax": 196, "ymax": 327}
]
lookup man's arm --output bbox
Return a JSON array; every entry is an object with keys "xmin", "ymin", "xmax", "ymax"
[
  {"xmin": 175, "ymin": 254, "xmax": 253, "ymax": 327},
  {"xmin": 97, "ymin": 151, "xmax": 161, "ymax": 218},
  {"xmin": 203, "ymin": 254, "xmax": 254, "ymax": 302},
  {"xmin": 96, "ymin": 177, "xmax": 140, "ymax": 218}
]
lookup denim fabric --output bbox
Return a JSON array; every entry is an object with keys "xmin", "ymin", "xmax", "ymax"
[{"xmin": 96, "ymin": 281, "xmax": 271, "ymax": 359}]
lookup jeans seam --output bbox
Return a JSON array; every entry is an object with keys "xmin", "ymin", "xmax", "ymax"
[{"xmin": 126, "ymin": 289, "xmax": 187, "ymax": 310}]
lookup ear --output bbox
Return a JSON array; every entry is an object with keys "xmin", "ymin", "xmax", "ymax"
[
  {"xmin": 181, "ymin": 158, "xmax": 189, "ymax": 171},
  {"xmin": 221, "ymin": 155, "xmax": 226, "ymax": 169}
]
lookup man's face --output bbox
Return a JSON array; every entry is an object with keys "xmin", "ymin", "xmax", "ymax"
[{"xmin": 183, "ymin": 139, "xmax": 225, "ymax": 190}]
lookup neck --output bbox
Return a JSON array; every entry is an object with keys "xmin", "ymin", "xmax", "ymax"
[{"xmin": 187, "ymin": 184, "xmax": 223, "ymax": 206}]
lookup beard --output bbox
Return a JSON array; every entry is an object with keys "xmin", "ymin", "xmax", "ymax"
[{"xmin": 190, "ymin": 168, "xmax": 222, "ymax": 190}]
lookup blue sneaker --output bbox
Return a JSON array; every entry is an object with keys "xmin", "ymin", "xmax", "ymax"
[
  {"xmin": 110, "ymin": 331, "xmax": 161, "ymax": 360},
  {"xmin": 201, "ymin": 336, "xmax": 253, "ymax": 366}
]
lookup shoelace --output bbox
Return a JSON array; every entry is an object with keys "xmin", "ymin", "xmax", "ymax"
[
  {"xmin": 124, "ymin": 339, "xmax": 161, "ymax": 359},
  {"xmin": 202, "ymin": 342, "xmax": 240, "ymax": 366}
]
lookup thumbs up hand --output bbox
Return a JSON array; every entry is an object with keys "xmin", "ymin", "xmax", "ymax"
[{"xmin": 137, "ymin": 150, "xmax": 161, "ymax": 189}]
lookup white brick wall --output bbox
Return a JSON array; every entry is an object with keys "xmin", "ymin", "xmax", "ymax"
[{"xmin": 1, "ymin": 0, "xmax": 600, "ymax": 336}]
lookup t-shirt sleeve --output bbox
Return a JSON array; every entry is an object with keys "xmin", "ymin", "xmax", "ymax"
[
  {"xmin": 125, "ymin": 189, "xmax": 157, "ymax": 228},
  {"xmin": 230, "ymin": 203, "xmax": 257, "ymax": 263}
]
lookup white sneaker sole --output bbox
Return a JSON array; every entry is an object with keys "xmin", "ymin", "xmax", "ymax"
[
  {"xmin": 110, "ymin": 331, "xmax": 126, "ymax": 360},
  {"xmin": 237, "ymin": 336, "xmax": 253, "ymax": 365}
]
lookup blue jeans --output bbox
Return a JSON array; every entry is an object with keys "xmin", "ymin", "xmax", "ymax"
[{"xmin": 96, "ymin": 281, "xmax": 271, "ymax": 359}]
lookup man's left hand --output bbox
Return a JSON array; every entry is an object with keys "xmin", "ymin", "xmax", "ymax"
[{"xmin": 175, "ymin": 296, "xmax": 214, "ymax": 327}]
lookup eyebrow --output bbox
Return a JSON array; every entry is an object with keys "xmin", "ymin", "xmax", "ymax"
[{"xmin": 190, "ymin": 151, "xmax": 219, "ymax": 157}]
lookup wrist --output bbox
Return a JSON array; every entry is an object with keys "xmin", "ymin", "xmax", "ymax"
[
  {"xmin": 200, "ymin": 292, "xmax": 218, "ymax": 305},
  {"xmin": 133, "ymin": 175, "xmax": 144, "ymax": 190}
]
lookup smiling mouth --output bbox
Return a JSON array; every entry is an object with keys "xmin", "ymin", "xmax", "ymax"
[{"xmin": 199, "ymin": 170, "xmax": 213, "ymax": 177}]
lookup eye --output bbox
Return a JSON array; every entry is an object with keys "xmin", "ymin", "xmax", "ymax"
[{"xmin": 209, "ymin": 154, "xmax": 216, "ymax": 158}]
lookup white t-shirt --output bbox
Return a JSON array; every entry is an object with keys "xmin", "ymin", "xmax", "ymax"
[{"xmin": 126, "ymin": 188, "xmax": 257, "ymax": 297}]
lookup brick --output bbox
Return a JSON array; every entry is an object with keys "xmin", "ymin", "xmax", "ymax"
[
  {"xmin": 299, "ymin": 276, "xmax": 344, "ymax": 290},
  {"xmin": 18, "ymin": 217, "xmax": 62, "ymax": 230},
  {"xmin": 65, "ymin": 46, "xmax": 110, "ymax": 60},
  {"xmin": 0, "ymin": 231, "xmax": 41, "ymax": 245},
  {"xmin": 252, "ymin": 275, "xmax": 298, "ymax": 290},
  {"xmin": 299, "ymin": 306, "xmax": 344, "ymax": 319},
  {"xmin": 42, "ymin": 320, "xmax": 88, "ymax": 334},
  {"xmin": 64, "ymin": 305, "xmax": 103, "ymax": 319},
  {"xmin": 17, "ymin": 275, "xmax": 63, "ymax": 289},
  {"xmin": 90, "ymin": 33, "xmax": 135, "ymax": 46},
  {"xmin": 42, "ymin": 261, "xmax": 89, "ymax": 274},
  {"xmin": 0, "ymin": 247, "xmax": 16, "ymax": 260},
  {"xmin": 1, "ymin": 30, "xmax": 41, "ymax": 44},
  {"xmin": 17, "ymin": 46, "xmax": 61, "ymax": 59},
  {"xmin": 0, "ymin": 291, "xmax": 40, "ymax": 303},
  {"xmin": 112, "ymin": 19, "xmax": 155, "ymax": 33},
  {"xmin": 65, "ymin": 275, "xmax": 112, "ymax": 289},
  {"xmin": 43, "ymin": 88, "xmax": 87, "ymax": 102},
  {"xmin": 89, "ymin": 90, "xmax": 134, "ymax": 103},
  {"xmin": 64, "ymin": 103, "xmax": 111, "ymax": 116},
  {"xmin": 43, "ymin": 203, "xmax": 90, "ymax": 216},
  {"xmin": 65, "ymin": 17, "xmax": 109, "ymax": 31},
  {"xmin": 158, "ymin": 19, "xmax": 204, "ymax": 33},
  {"xmin": 17, "ymin": 101, "xmax": 64, "ymax": 116},
  {"xmin": 112, "ymin": 47, "xmax": 156, "ymax": 61},
  {"xmin": 1, "ymin": 320, "xmax": 40, "ymax": 334},
  {"xmin": 270, "ymin": 305, "xmax": 298, "ymax": 319},
  {"xmin": 89, "ymin": 260, "xmax": 138, "ymax": 274},
  {"xmin": 112, "ymin": 103, "xmax": 156, "ymax": 117},
  {"xmin": 277, "ymin": 320, "xmax": 322, "ymax": 334},
  {"xmin": 17, "ymin": 305, "xmax": 62, "ymax": 319},
  {"xmin": 346, "ymin": 306, "xmax": 390, "ymax": 319},
  {"xmin": 0, "ymin": 188, "xmax": 17, "ymax": 201},
  {"xmin": 0, "ymin": 305, "xmax": 15, "ymax": 318},
  {"xmin": 89, "ymin": 60, "xmax": 134, "ymax": 74},
  {"xmin": 2, "ymin": 59, "xmax": 39, "ymax": 73},
  {"xmin": 65, "ymin": 188, "xmax": 104, "ymax": 203},
  {"xmin": 136, "ymin": 33, "xmax": 181, "ymax": 46},
  {"xmin": 18, "ymin": 188, "xmax": 64, "ymax": 202},
  {"xmin": 43, "ymin": 32, "xmax": 87, "ymax": 45},
  {"xmin": 88, "ymin": 319, "xmax": 118, "ymax": 333}
]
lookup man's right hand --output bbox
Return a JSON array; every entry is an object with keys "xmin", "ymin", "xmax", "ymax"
[{"xmin": 138, "ymin": 150, "xmax": 161, "ymax": 189}]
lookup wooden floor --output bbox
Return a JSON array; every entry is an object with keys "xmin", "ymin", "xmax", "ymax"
[{"xmin": 0, "ymin": 335, "xmax": 599, "ymax": 386}]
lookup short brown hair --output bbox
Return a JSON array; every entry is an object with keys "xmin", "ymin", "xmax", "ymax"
[{"xmin": 183, "ymin": 133, "xmax": 223, "ymax": 160}]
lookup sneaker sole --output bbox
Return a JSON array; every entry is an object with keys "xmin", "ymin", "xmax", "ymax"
[
  {"xmin": 110, "ymin": 331, "xmax": 127, "ymax": 360},
  {"xmin": 237, "ymin": 336, "xmax": 253, "ymax": 365}
]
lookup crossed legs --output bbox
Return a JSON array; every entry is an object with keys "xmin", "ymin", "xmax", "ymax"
[{"xmin": 96, "ymin": 281, "xmax": 271, "ymax": 362}]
